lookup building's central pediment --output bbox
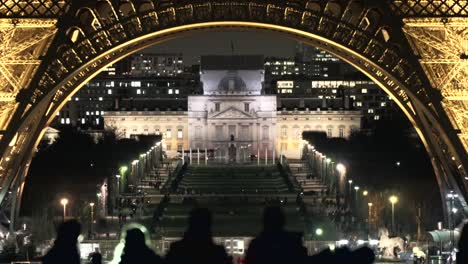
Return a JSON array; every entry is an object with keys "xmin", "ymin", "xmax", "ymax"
[{"xmin": 210, "ymin": 107, "xmax": 254, "ymax": 119}]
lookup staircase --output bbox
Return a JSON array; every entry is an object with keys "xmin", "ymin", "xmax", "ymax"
[
  {"xmin": 156, "ymin": 164, "xmax": 306, "ymax": 238},
  {"xmin": 287, "ymin": 159, "xmax": 328, "ymax": 195}
]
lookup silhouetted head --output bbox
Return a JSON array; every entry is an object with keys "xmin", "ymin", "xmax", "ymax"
[
  {"xmin": 56, "ymin": 219, "xmax": 81, "ymax": 246},
  {"xmin": 459, "ymin": 222, "xmax": 468, "ymax": 251},
  {"xmin": 334, "ymin": 246, "xmax": 352, "ymax": 262},
  {"xmin": 262, "ymin": 206, "xmax": 285, "ymax": 232},
  {"xmin": 186, "ymin": 208, "xmax": 212, "ymax": 239},
  {"xmin": 125, "ymin": 228, "xmax": 147, "ymax": 248},
  {"xmin": 352, "ymin": 246, "xmax": 375, "ymax": 264}
]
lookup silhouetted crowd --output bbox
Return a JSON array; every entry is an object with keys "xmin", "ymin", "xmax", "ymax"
[{"xmin": 40, "ymin": 206, "xmax": 468, "ymax": 264}]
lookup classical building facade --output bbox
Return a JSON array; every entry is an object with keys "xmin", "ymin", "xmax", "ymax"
[{"xmin": 104, "ymin": 55, "xmax": 361, "ymax": 159}]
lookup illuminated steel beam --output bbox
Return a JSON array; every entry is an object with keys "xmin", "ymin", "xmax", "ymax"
[{"xmin": 0, "ymin": 60, "xmax": 41, "ymax": 65}]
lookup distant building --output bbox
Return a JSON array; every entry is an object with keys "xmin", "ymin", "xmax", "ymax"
[
  {"xmin": 104, "ymin": 55, "xmax": 361, "ymax": 159},
  {"xmin": 130, "ymin": 53, "xmax": 184, "ymax": 77},
  {"xmin": 55, "ymin": 75, "xmax": 200, "ymax": 129},
  {"xmin": 265, "ymin": 43, "xmax": 398, "ymax": 128}
]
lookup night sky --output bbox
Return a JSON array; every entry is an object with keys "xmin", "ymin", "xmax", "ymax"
[{"xmin": 144, "ymin": 31, "xmax": 297, "ymax": 65}]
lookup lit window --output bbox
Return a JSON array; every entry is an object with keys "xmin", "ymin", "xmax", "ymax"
[
  {"xmin": 175, "ymin": 89, "xmax": 179, "ymax": 95},
  {"xmin": 374, "ymin": 115, "xmax": 380, "ymax": 120},
  {"xmin": 136, "ymin": 89, "xmax": 141, "ymax": 95},
  {"xmin": 65, "ymin": 118, "xmax": 70, "ymax": 124},
  {"xmin": 356, "ymin": 102, "xmax": 363, "ymax": 107},
  {"xmin": 368, "ymin": 109, "xmax": 374, "ymax": 114},
  {"xmin": 81, "ymin": 118, "xmax": 85, "ymax": 124},
  {"xmin": 177, "ymin": 128, "xmax": 183, "ymax": 139},
  {"xmin": 168, "ymin": 89, "xmax": 173, "ymax": 94},
  {"xmin": 332, "ymin": 89, "xmax": 337, "ymax": 93},
  {"xmin": 75, "ymin": 97, "xmax": 79, "ymax": 101},
  {"xmin": 131, "ymin": 81, "xmax": 141, "ymax": 87},
  {"xmin": 101, "ymin": 111, "xmax": 104, "ymax": 115},
  {"xmin": 96, "ymin": 111, "xmax": 99, "ymax": 115},
  {"xmin": 60, "ymin": 118, "xmax": 65, "ymax": 124},
  {"xmin": 361, "ymin": 88, "xmax": 368, "ymax": 93},
  {"xmin": 107, "ymin": 89, "xmax": 112, "ymax": 95},
  {"xmin": 281, "ymin": 127, "xmax": 287, "ymax": 138},
  {"xmin": 96, "ymin": 118, "xmax": 100, "ymax": 125},
  {"xmin": 381, "ymin": 102, "xmax": 387, "ymax": 107},
  {"xmin": 166, "ymin": 129, "xmax": 172, "ymax": 139},
  {"xmin": 98, "ymin": 97, "xmax": 103, "ymax": 101},
  {"xmin": 86, "ymin": 111, "xmax": 89, "ymax": 115}
]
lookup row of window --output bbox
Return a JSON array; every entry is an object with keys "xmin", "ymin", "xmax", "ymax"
[{"xmin": 123, "ymin": 127, "xmax": 184, "ymax": 139}]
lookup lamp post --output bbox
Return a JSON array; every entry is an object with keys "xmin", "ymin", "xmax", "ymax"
[
  {"xmin": 354, "ymin": 186, "xmax": 360, "ymax": 205},
  {"xmin": 60, "ymin": 198, "xmax": 68, "ymax": 222},
  {"xmin": 389, "ymin": 195, "xmax": 398, "ymax": 235},
  {"xmin": 115, "ymin": 174, "xmax": 121, "ymax": 194},
  {"xmin": 368, "ymin": 202, "xmax": 373, "ymax": 236},
  {"xmin": 348, "ymin": 180, "xmax": 353, "ymax": 206},
  {"xmin": 447, "ymin": 191, "xmax": 458, "ymax": 252},
  {"xmin": 89, "ymin": 202, "xmax": 95, "ymax": 239}
]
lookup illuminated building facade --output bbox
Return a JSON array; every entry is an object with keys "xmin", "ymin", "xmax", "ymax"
[{"xmin": 104, "ymin": 56, "xmax": 361, "ymax": 158}]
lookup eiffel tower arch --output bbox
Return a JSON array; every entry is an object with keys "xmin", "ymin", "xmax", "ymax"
[{"xmin": 0, "ymin": 0, "xmax": 467, "ymax": 229}]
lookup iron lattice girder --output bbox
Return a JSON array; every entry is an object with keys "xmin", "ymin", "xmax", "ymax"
[
  {"xmin": 0, "ymin": 0, "xmax": 69, "ymax": 18},
  {"xmin": 30, "ymin": 0, "xmax": 430, "ymax": 109},
  {"xmin": 0, "ymin": 18, "xmax": 56, "ymax": 100},
  {"xmin": 392, "ymin": 0, "xmax": 468, "ymax": 16},
  {"xmin": 403, "ymin": 17, "xmax": 468, "ymax": 151}
]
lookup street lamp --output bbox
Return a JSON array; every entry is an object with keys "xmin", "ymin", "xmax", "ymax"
[
  {"xmin": 363, "ymin": 190, "xmax": 369, "ymax": 196},
  {"xmin": 368, "ymin": 202, "xmax": 373, "ymax": 236},
  {"xmin": 89, "ymin": 202, "xmax": 95, "ymax": 239},
  {"xmin": 447, "ymin": 191, "xmax": 459, "ymax": 252},
  {"xmin": 389, "ymin": 195, "xmax": 398, "ymax": 235},
  {"xmin": 116, "ymin": 174, "xmax": 121, "ymax": 194},
  {"xmin": 315, "ymin": 228, "xmax": 324, "ymax": 237},
  {"xmin": 60, "ymin": 198, "xmax": 68, "ymax": 222},
  {"xmin": 354, "ymin": 186, "xmax": 360, "ymax": 204}
]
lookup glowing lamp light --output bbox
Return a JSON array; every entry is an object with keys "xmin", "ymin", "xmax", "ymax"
[
  {"xmin": 363, "ymin": 190, "xmax": 368, "ymax": 196},
  {"xmin": 337, "ymin": 239, "xmax": 349, "ymax": 246},
  {"xmin": 336, "ymin": 163, "xmax": 346, "ymax": 173},
  {"xmin": 60, "ymin": 198, "xmax": 68, "ymax": 206},
  {"xmin": 389, "ymin": 195, "xmax": 398, "ymax": 204},
  {"xmin": 354, "ymin": 186, "xmax": 360, "ymax": 191},
  {"xmin": 348, "ymin": 180, "xmax": 353, "ymax": 184},
  {"xmin": 315, "ymin": 228, "xmax": 324, "ymax": 236},
  {"xmin": 119, "ymin": 166, "xmax": 128, "ymax": 174}
]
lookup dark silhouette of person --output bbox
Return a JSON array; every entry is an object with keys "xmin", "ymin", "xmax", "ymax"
[
  {"xmin": 119, "ymin": 228, "xmax": 162, "ymax": 264},
  {"xmin": 457, "ymin": 222, "xmax": 468, "ymax": 264},
  {"xmin": 41, "ymin": 219, "xmax": 81, "ymax": 264},
  {"xmin": 89, "ymin": 247, "xmax": 102, "ymax": 264},
  {"xmin": 351, "ymin": 246, "xmax": 375, "ymax": 264},
  {"xmin": 165, "ymin": 208, "xmax": 231, "ymax": 264},
  {"xmin": 245, "ymin": 206, "xmax": 307, "ymax": 264}
]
